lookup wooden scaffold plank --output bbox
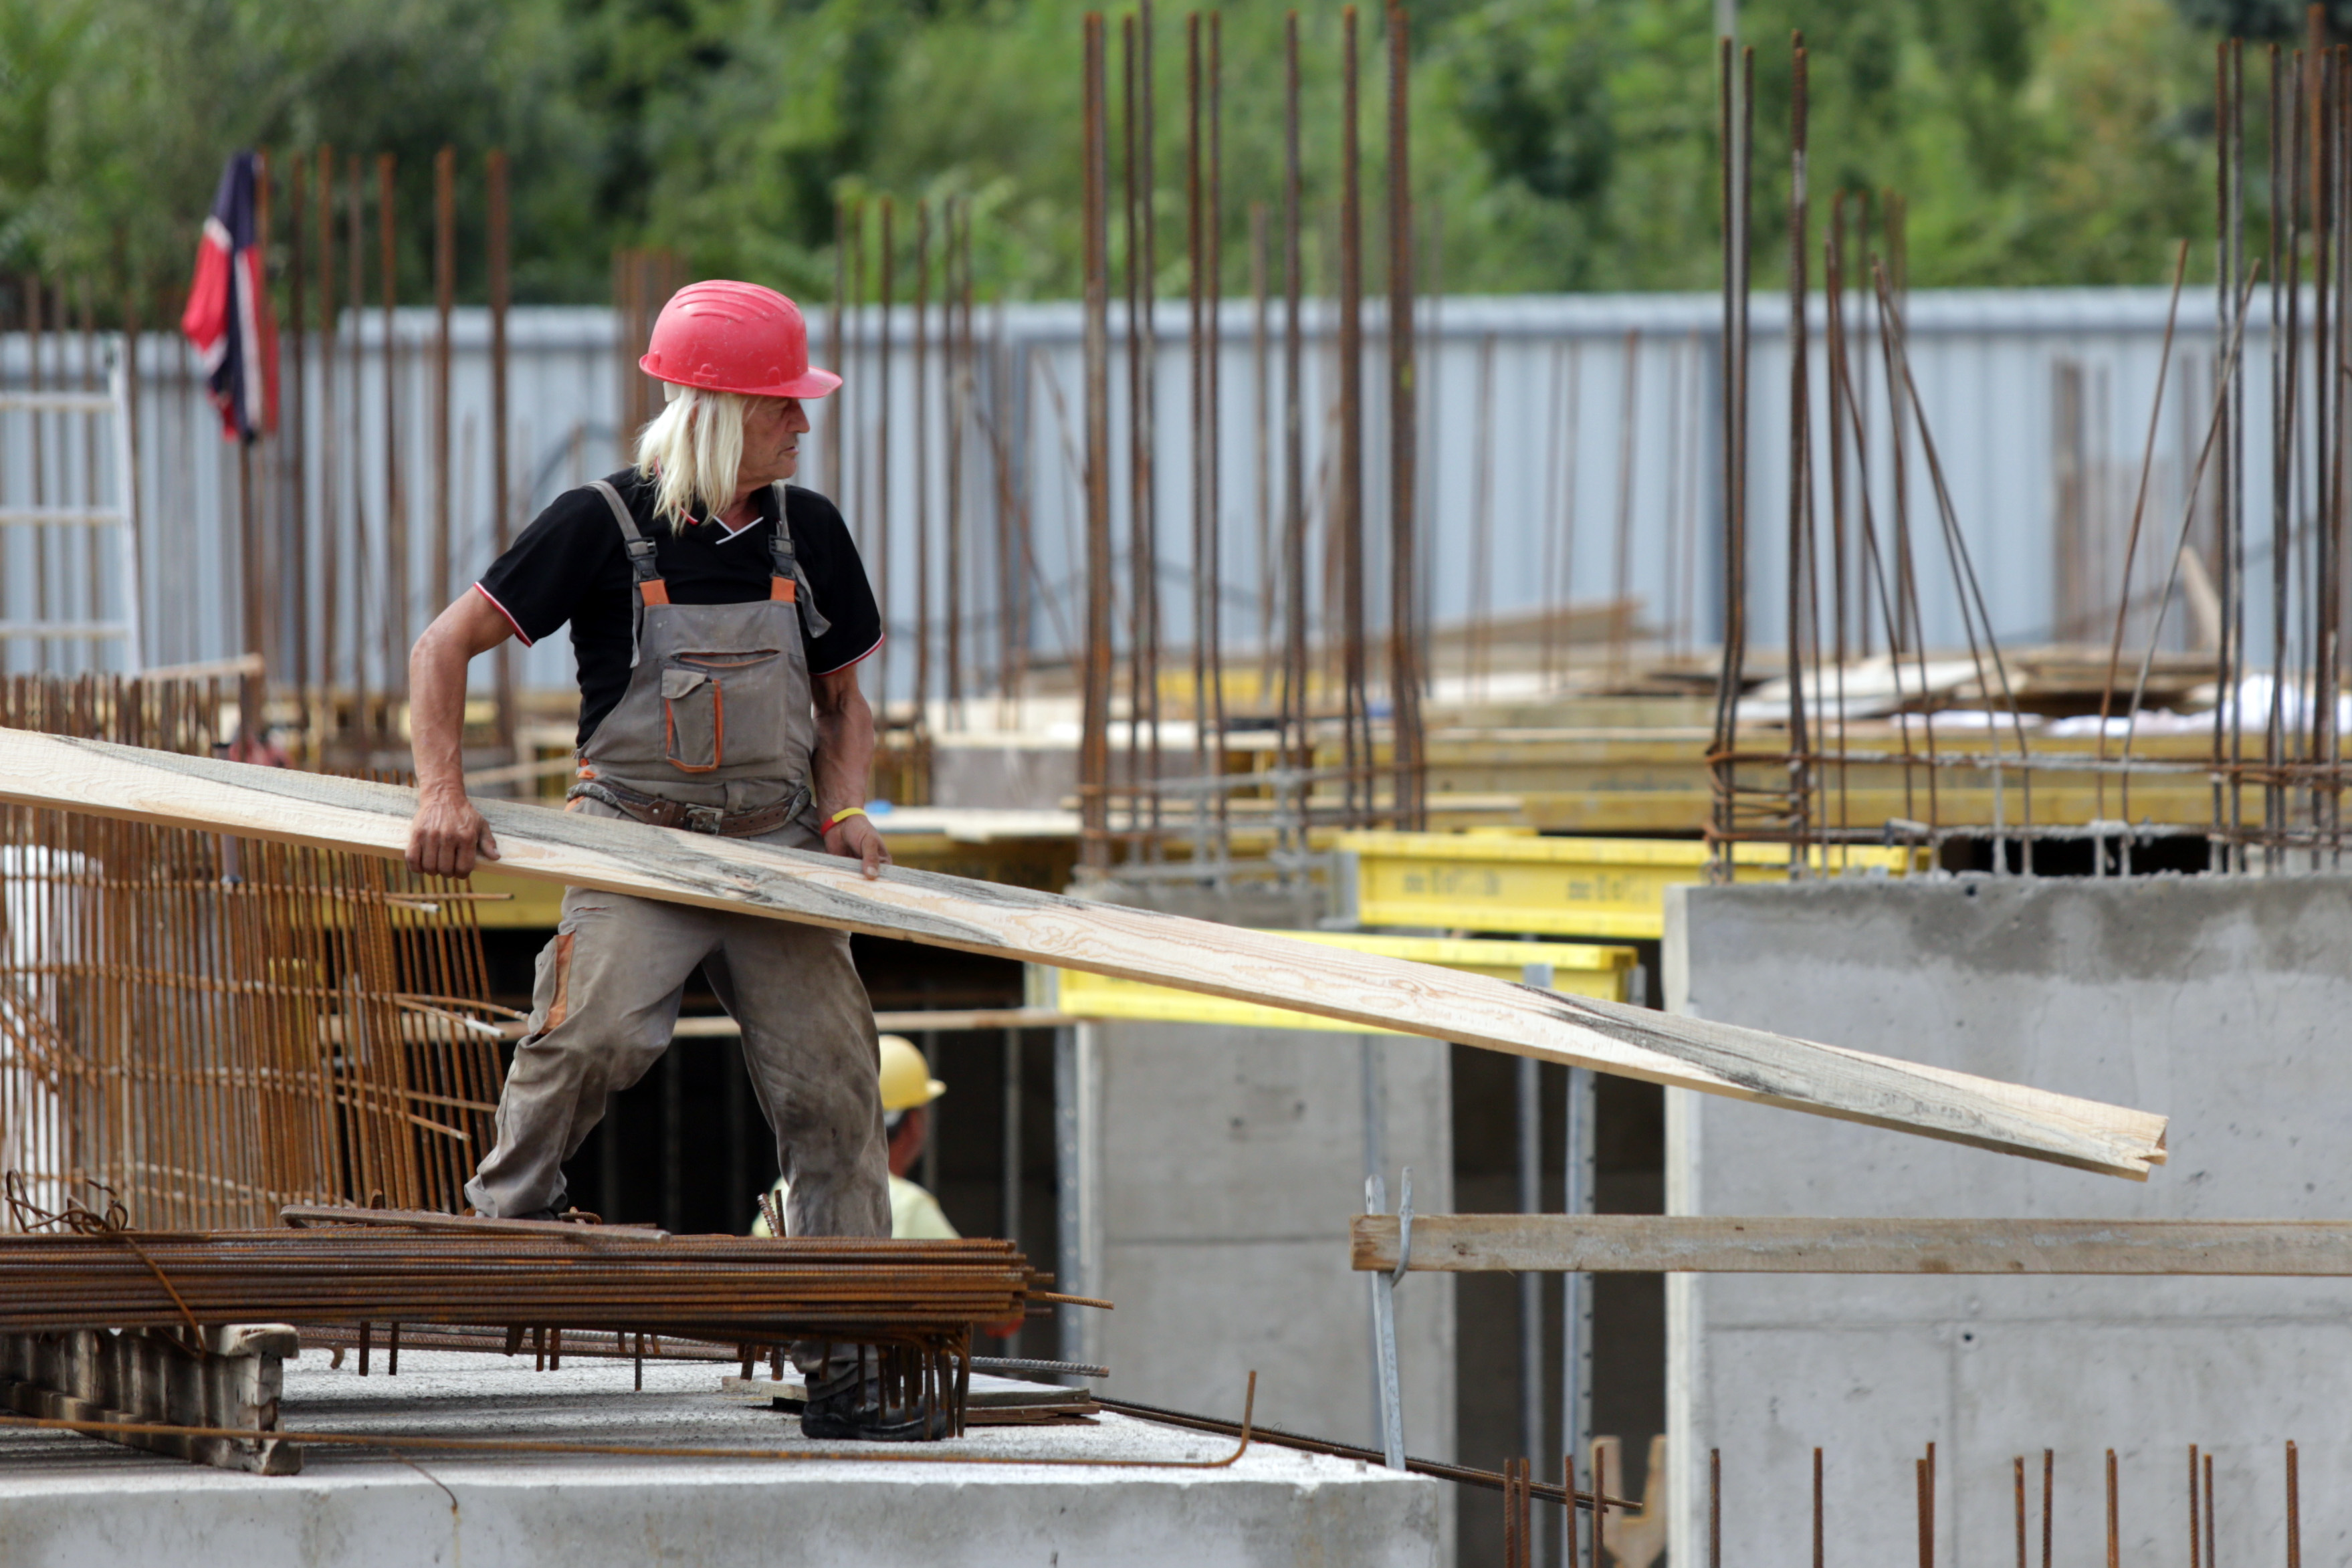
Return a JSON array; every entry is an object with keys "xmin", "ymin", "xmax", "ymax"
[
  {"xmin": 0, "ymin": 732, "xmax": 2169, "ymax": 1178},
  {"xmin": 1350, "ymin": 1215, "xmax": 2352, "ymax": 1275}
]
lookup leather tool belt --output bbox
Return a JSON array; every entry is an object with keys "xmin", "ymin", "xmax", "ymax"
[{"xmin": 566, "ymin": 777, "xmax": 812, "ymax": 838}]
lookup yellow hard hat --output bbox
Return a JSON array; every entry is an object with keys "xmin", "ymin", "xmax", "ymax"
[{"xmin": 878, "ymin": 1034, "xmax": 946, "ymax": 1114}]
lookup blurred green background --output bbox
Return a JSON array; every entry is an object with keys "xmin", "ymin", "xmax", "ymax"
[{"xmin": 0, "ymin": 0, "xmax": 2323, "ymax": 309}]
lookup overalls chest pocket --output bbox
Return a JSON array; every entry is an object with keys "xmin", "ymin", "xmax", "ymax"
[{"xmin": 660, "ymin": 651, "xmax": 784, "ymax": 773}]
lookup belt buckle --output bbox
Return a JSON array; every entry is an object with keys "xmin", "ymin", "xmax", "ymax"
[{"xmin": 685, "ymin": 805, "xmax": 726, "ymax": 835}]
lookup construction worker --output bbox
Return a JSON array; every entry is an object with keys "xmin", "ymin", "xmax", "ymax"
[
  {"xmin": 403, "ymin": 282, "xmax": 939, "ymax": 1439},
  {"xmin": 753, "ymin": 1035, "xmax": 955, "ymax": 1240}
]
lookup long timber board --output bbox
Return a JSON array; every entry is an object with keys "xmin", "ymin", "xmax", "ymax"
[
  {"xmin": 0, "ymin": 732, "xmax": 2167, "ymax": 1178},
  {"xmin": 1351, "ymin": 1215, "xmax": 2352, "ymax": 1275}
]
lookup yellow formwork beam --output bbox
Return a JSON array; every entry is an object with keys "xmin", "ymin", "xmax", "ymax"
[
  {"xmin": 1335, "ymin": 830, "xmax": 1925, "ymax": 940},
  {"xmin": 1036, "ymin": 930, "xmax": 1636, "ymax": 1030}
]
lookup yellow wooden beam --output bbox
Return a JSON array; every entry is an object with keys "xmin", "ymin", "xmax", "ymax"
[{"xmin": 1335, "ymin": 831, "xmax": 1925, "ymax": 939}]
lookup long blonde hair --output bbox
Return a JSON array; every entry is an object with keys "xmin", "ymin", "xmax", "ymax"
[{"xmin": 633, "ymin": 383, "xmax": 750, "ymax": 528}]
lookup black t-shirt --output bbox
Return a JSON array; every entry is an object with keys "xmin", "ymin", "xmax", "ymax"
[{"xmin": 476, "ymin": 471, "xmax": 883, "ymax": 748}]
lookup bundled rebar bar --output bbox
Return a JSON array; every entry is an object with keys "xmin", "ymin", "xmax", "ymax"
[{"xmin": 0, "ymin": 1226, "xmax": 1032, "ymax": 1341}]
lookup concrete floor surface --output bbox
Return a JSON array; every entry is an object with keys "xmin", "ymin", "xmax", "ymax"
[{"xmin": 0, "ymin": 1349, "xmax": 1438, "ymax": 1567}]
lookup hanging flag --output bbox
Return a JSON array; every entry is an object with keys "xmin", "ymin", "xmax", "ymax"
[{"xmin": 181, "ymin": 150, "xmax": 278, "ymax": 443}]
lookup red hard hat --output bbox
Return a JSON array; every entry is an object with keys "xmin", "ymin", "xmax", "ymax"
[{"xmin": 639, "ymin": 281, "xmax": 841, "ymax": 400}]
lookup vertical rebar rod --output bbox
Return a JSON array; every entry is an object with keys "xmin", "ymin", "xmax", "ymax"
[
  {"xmin": 877, "ymin": 198, "xmax": 895, "ymax": 723},
  {"xmin": 1122, "ymin": 13, "xmax": 1145, "ymax": 855},
  {"xmin": 2216, "ymin": 42, "xmax": 2236, "ymax": 855},
  {"xmin": 379, "ymin": 152, "xmax": 406, "ymax": 713},
  {"xmin": 1136, "ymin": 1, "xmax": 1162, "ymax": 855},
  {"xmin": 1786, "ymin": 35, "xmax": 1812, "ymax": 865},
  {"xmin": 1471, "ymin": 335, "xmax": 1495, "ymax": 698},
  {"xmin": 1611, "ymin": 331, "xmax": 1640, "ymax": 689},
  {"xmin": 2272, "ymin": 45, "xmax": 2294, "ymax": 867},
  {"xmin": 1826, "ymin": 192, "xmax": 1852, "ymax": 855},
  {"xmin": 2286, "ymin": 1439, "xmax": 2301, "ymax": 1568},
  {"xmin": 1081, "ymin": 13, "xmax": 1113, "ymax": 872},
  {"xmin": 1338, "ymin": 4, "xmax": 1367, "ymax": 825},
  {"xmin": 2227, "ymin": 41, "xmax": 2250, "ymax": 859},
  {"xmin": 255, "ymin": 155, "xmax": 276, "ymax": 707},
  {"xmin": 2314, "ymin": 41, "xmax": 2334, "ymax": 864},
  {"xmin": 1281, "ymin": 13, "xmax": 1308, "ymax": 835},
  {"xmin": 1252, "ymin": 202, "xmax": 1273, "ymax": 704},
  {"xmin": 346, "ymin": 156, "xmax": 370, "ymax": 744},
  {"xmin": 316, "ymin": 148, "xmax": 340, "ymax": 742},
  {"xmin": 2188, "ymin": 1444, "xmax": 2202, "ymax": 1568},
  {"xmin": 830, "ymin": 195, "xmax": 849, "ymax": 505},
  {"xmin": 847, "ymin": 198, "xmax": 866, "ymax": 552},
  {"xmin": 1709, "ymin": 38, "xmax": 1748, "ymax": 871},
  {"xmin": 1813, "ymin": 1448, "xmax": 1825, "ymax": 1568},
  {"xmin": 1187, "ymin": 11, "xmax": 1209, "ymax": 857},
  {"xmin": 1384, "ymin": 0, "xmax": 1419, "ymax": 828},
  {"xmin": 432, "ymin": 146, "xmax": 454, "ymax": 618},
  {"xmin": 1515, "ymin": 1051, "xmax": 1542, "ymax": 1547},
  {"xmin": 488, "ymin": 148, "xmax": 516, "ymax": 769},
  {"xmin": 1919, "ymin": 1446, "xmax": 1935, "ymax": 1568},
  {"xmin": 1206, "ymin": 11, "xmax": 1227, "ymax": 853},
  {"xmin": 944, "ymin": 197, "xmax": 966, "ymax": 729},
  {"xmin": 2202, "ymin": 1450, "xmax": 2214, "ymax": 1568},
  {"xmin": 288, "ymin": 156, "xmax": 311, "ymax": 722},
  {"xmin": 2015, "ymin": 1456, "xmax": 2028, "ymax": 1568},
  {"xmin": 1709, "ymin": 1448, "xmax": 1721, "ymax": 1568},
  {"xmin": 914, "ymin": 199, "xmax": 932, "ymax": 742}
]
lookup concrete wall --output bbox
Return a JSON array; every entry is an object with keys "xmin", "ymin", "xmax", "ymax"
[
  {"xmin": 1063, "ymin": 1020, "xmax": 1455, "ymax": 1535},
  {"xmin": 1663, "ymin": 876, "xmax": 2352, "ymax": 1568}
]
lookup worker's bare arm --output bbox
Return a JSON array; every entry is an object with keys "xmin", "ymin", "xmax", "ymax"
[
  {"xmin": 406, "ymin": 590, "xmax": 514, "ymax": 877},
  {"xmin": 811, "ymin": 664, "xmax": 889, "ymax": 879}
]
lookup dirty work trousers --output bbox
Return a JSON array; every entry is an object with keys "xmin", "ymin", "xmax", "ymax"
[{"xmin": 463, "ymin": 811, "xmax": 889, "ymax": 1246}]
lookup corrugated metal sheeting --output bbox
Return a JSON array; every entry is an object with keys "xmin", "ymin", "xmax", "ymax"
[{"xmin": 0, "ymin": 288, "xmax": 2268, "ymax": 698}]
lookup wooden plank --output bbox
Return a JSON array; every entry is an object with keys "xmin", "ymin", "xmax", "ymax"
[
  {"xmin": 0, "ymin": 732, "xmax": 2168, "ymax": 1178},
  {"xmin": 1350, "ymin": 1215, "xmax": 2352, "ymax": 1275},
  {"xmin": 1044, "ymin": 933, "xmax": 1635, "ymax": 1030}
]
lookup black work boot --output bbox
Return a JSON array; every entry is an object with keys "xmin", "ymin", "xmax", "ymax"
[{"xmin": 798, "ymin": 1356, "xmax": 952, "ymax": 1442}]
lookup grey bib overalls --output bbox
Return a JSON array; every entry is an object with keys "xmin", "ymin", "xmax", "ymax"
[{"xmin": 464, "ymin": 481, "xmax": 889, "ymax": 1256}]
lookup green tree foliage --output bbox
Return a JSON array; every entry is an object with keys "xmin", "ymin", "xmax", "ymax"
[{"xmin": 0, "ymin": 0, "xmax": 2267, "ymax": 311}]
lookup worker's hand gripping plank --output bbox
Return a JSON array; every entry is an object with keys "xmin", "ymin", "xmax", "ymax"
[{"xmin": 0, "ymin": 731, "xmax": 2168, "ymax": 1179}]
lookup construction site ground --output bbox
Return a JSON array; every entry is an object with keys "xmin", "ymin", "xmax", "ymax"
[{"xmin": 0, "ymin": 1351, "xmax": 1436, "ymax": 1567}]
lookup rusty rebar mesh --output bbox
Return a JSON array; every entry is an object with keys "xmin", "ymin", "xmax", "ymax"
[{"xmin": 0, "ymin": 673, "xmax": 508, "ymax": 1230}]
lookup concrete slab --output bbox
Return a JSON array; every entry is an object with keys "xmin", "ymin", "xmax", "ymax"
[
  {"xmin": 1663, "ymin": 875, "xmax": 2352, "ymax": 1568},
  {"xmin": 0, "ymin": 1349, "xmax": 1439, "ymax": 1568}
]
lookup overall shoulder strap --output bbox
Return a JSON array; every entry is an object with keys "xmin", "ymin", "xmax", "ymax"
[
  {"xmin": 767, "ymin": 485, "xmax": 833, "ymax": 639},
  {"xmin": 592, "ymin": 479, "xmax": 669, "ymax": 606}
]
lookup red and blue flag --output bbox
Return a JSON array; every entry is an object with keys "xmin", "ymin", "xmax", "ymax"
[{"xmin": 180, "ymin": 151, "xmax": 278, "ymax": 443}]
